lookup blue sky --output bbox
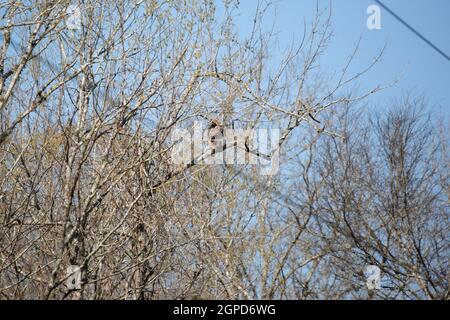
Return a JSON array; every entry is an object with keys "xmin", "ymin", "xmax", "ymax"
[{"xmin": 226, "ymin": 0, "xmax": 450, "ymax": 115}]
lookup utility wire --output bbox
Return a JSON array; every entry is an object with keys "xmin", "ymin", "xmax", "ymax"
[{"xmin": 374, "ymin": 0, "xmax": 450, "ymax": 62}]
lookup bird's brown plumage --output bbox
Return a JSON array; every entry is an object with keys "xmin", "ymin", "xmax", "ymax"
[{"xmin": 208, "ymin": 119, "xmax": 224, "ymax": 153}]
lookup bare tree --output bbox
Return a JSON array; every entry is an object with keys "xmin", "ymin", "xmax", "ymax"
[
  {"xmin": 305, "ymin": 100, "xmax": 449, "ymax": 299},
  {"xmin": 3, "ymin": 0, "xmax": 441, "ymax": 301}
]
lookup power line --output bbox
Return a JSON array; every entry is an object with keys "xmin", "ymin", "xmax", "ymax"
[{"xmin": 374, "ymin": 0, "xmax": 450, "ymax": 62}]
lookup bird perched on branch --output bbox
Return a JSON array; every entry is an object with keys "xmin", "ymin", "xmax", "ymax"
[
  {"xmin": 207, "ymin": 118, "xmax": 272, "ymax": 160},
  {"xmin": 207, "ymin": 118, "xmax": 224, "ymax": 154}
]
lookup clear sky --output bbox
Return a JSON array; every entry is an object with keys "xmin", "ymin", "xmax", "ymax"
[{"xmin": 224, "ymin": 0, "xmax": 450, "ymax": 116}]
